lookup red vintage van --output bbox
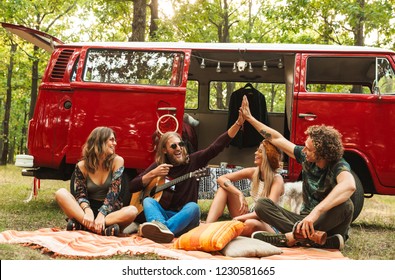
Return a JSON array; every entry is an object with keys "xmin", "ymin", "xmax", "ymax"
[{"xmin": 3, "ymin": 22, "xmax": 395, "ymax": 220}]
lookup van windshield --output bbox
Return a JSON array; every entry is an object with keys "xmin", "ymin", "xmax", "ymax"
[{"xmin": 83, "ymin": 49, "xmax": 184, "ymax": 86}]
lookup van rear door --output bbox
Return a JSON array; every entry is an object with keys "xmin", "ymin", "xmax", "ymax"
[{"xmin": 1, "ymin": 22, "xmax": 63, "ymax": 52}]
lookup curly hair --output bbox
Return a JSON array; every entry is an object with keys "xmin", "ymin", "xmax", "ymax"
[{"xmin": 305, "ymin": 125, "xmax": 344, "ymax": 163}]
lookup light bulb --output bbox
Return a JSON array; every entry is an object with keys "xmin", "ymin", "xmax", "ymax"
[
  {"xmin": 278, "ymin": 58, "xmax": 283, "ymax": 69},
  {"xmin": 232, "ymin": 63, "xmax": 237, "ymax": 73},
  {"xmin": 216, "ymin": 62, "xmax": 221, "ymax": 73},
  {"xmin": 200, "ymin": 58, "xmax": 205, "ymax": 69},
  {"xmin": 248, "ymin": 62, "xmax": 253, "ymax": 72},
  {"xmin": 262, "ymin": 60, "xmax": 268, "ymax": 71}
]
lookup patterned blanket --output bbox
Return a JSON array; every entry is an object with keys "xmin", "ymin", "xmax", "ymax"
[{"xmin": 0, "ymin": 228, "xmax": 348, "ymax": 260}]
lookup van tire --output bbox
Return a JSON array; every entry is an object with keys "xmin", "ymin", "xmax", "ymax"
[{"xmin": 350, "ymin": 170, "xmax": 364, "ymax": 222}]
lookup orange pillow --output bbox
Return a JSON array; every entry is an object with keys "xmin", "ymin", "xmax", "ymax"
[{"xmin": 173, "ymin": 220, "xmax": 244, "ymax": 252}]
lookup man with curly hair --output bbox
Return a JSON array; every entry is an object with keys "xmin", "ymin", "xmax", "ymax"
[{"xmin": 240, "ymin": 96, "xmax": 356, "ymax": 250}]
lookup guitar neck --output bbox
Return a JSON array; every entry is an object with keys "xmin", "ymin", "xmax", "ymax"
[{"xmin": 155, "ymin": 172, "xmax": 193, "ymax": 193}]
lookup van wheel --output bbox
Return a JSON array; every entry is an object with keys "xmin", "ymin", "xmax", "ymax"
[{"xmin": 350, "ymin": 170, "xmax": 364, "ymax": 222}]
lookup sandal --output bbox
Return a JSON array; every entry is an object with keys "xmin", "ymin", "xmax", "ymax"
[
  {"xmin": 292, "ymin": 221, "xmax": 327, "ymax": 246},
  {"xmin": 102, "ymin": 224, "xmax": 120, "ymax": 236},
  {"xmin": 66, "ymin": 218, "xmax": 84, "ymax": 231}
]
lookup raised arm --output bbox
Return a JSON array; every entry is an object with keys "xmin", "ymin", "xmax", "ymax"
[
  {"xmin": 227, "ymin": 108, "xmax": 245, "ymax": 138},
  {"xmin": 240, "ymin": 95, "xmax": 296, "ymax": 159}
]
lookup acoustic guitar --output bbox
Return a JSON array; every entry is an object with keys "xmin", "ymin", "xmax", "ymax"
[{"xmin": 130, "ymin": 167, "xmax": 210, "ymax": 215}]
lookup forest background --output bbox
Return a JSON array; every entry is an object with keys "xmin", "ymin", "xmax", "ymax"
[{"xmin": 1, "ymin": 0, "xmax": 395, "ymax": 165}]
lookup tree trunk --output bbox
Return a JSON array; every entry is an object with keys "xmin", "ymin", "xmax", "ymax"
[
  {"xmin": 1, "ymin": 43, "xmax": 17, "ymax": 165},
  {"xmin": 149, "ymin": 0, "xmax": 159, "ymax": 39},
  {"xmin": 220, "ymin": 0, "xmax": 230, "ymax": 43},
  {"xmin": 29, "ymin": 45, "xmax": 40, "ymax": 121},
  {"xmin": 131, "ymin": 0, "xmax": 147, "ymax": 41},
  {"xmin": 20, "ymin": 105, "xmax": 28, "ymax": 154},
  {"xmin": 351, "ymin": 0, "xmax": 365, "ymax": 93},
  {"xmin": 353, "ymin": 0, "xmax": 365, "ymax": 46}
]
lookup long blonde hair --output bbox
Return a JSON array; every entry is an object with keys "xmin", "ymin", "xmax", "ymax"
[{"xmin": 250, "ymin": 140, "xmax": 281, "ymax": 198}]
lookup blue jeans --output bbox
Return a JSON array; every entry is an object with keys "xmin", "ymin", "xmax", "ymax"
[{"xmin": 143, "ymin": 197, "xmax": 200, "ymax": 237}]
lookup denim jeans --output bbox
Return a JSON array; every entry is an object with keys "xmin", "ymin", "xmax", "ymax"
[{"xmin": 143, "ymin": 197, "xmax": 200, "ymax": 237}]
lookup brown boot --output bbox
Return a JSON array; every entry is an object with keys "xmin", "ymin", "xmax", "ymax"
[{"xmin": 292, "ymin": 221, "xmax": 327, "ymax": 246}]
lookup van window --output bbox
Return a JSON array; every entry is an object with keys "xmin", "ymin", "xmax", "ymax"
[
  {"xmin": 83, "ymin": 49, "xmax": 184, "ymax": 86},
  {"xmin": 185, "ymin": 80, "xmax": 199, "ymax": 109},
  {"xmin": 306, "ymin": 56, "xmax": 376, "ymax": 94},
  {"xmin": 376, "ymin": 57, "xmax": 395, "ymax": 95},
  {"xmin": 70, "ymin": 56, "xmax": 79, "ymax": 82},
  {"xmin": 208, "ymin": 81, "xmax": 285, "ymax": 113},
  {"xmin": 306, "ymin": 84, "xmax": 371, "ymax": 94}
]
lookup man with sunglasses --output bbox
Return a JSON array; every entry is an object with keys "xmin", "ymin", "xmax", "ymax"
[{"xmin": 129, "ymin": 113, "xmax": 245, "ymax": 243}]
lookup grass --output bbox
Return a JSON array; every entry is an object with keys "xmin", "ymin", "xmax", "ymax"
[{"xmin": 1, "ymin": 164, "xmax": 394, "ymax": 260}]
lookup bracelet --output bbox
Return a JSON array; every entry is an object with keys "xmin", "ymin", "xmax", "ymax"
[
  {"xmin": 82, "ymin": 205, "xmax": 90, "ymax": 212},
  {"xmin": 235, "ymin": 122, "xmax": 242, "ymax": 127}
]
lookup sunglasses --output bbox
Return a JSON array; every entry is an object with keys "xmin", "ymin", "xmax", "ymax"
[{"xmin": 170, "ymin": 141, "xmax": 186, "ymax": 150}]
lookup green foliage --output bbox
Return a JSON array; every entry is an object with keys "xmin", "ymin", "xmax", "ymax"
[{"xmin": 1, "ymin": 0, "xmax": 395, "ymax": 164}]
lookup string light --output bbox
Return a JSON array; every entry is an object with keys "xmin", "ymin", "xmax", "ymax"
[
  {"xmin": 216, "ymin": 61, "xmax": 221, "ymax": 72},
  {"xmin": 262, "ymin": 60, "xmax": 268, "ymax": 71},
  {"xmin": 193, "ymin": 55, "xmax": 284, "ymax": 73},
  {"xmin": 248, "ymin": 62, "xmax": 254, "ymax": 72},
  {"xmin": 278, "ymin": 58, "xmax": 283, "ymax": 69},
  {"xmin": 232, "ymin": 63, "xmax": 237, "ymax": 73},
  {"xmin": 200, "ymin": 58, "xmax": 205, "ymax": 69}
]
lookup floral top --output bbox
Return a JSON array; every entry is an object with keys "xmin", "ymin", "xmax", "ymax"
[{"xmin": 74, "ymin": 164, "xmax": 124, "ymax": 216}]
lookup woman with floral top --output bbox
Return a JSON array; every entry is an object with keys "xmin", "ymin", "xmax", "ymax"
[{"xmin": 55, "ymin": 126, "xmax": 137, "ymax": 236}]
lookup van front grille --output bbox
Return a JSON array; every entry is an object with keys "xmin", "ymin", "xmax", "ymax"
[{"xmin": 50, "ymin": 49, "xmax": 74, "ymax": 80}]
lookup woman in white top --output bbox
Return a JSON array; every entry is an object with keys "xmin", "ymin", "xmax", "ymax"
[{"xmin": 206, "ymin": 140, "xmax": 284, "ymax": 236}]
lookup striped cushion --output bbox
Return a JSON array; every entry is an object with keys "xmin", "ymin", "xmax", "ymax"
[{"xmin": 173, "ymin": 220, "xmax": 244, "ymax": 252}]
